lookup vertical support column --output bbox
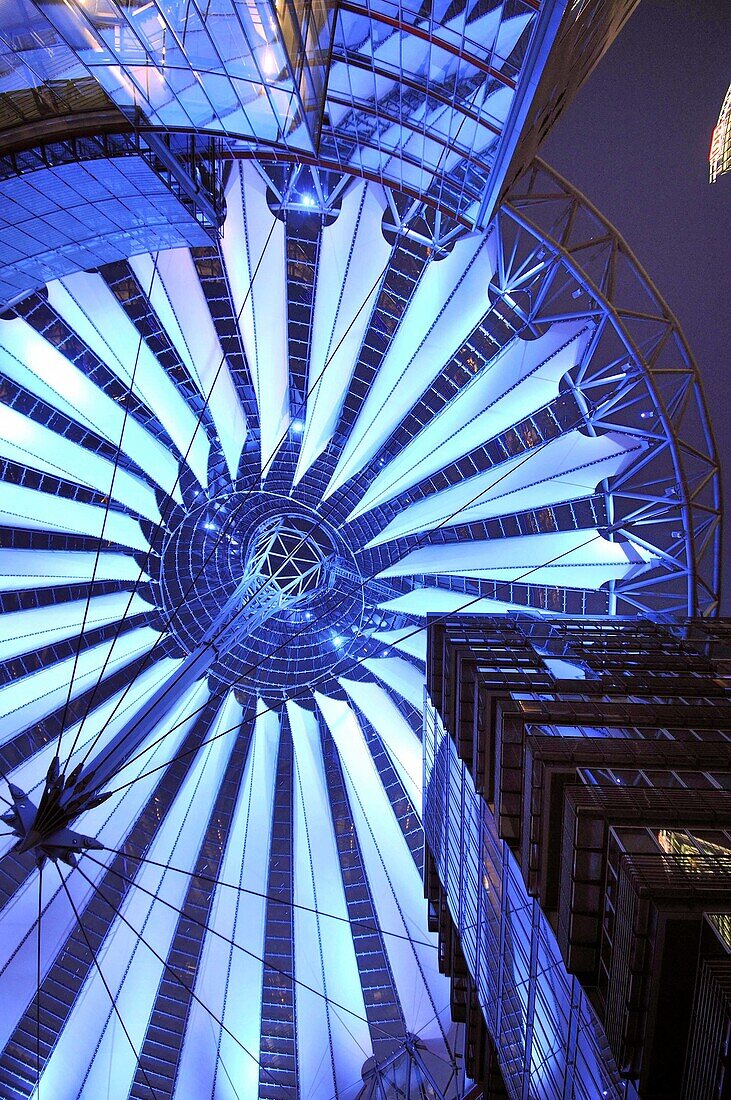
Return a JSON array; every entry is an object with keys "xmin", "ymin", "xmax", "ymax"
[{"xmin": 258, "ymin": 716, "xmax": 299, "ymax": 1098}]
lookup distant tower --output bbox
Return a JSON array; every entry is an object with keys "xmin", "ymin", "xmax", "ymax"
[{"xmin": 710, "ymin": 82, "xmax": 731, "ymax": 182}]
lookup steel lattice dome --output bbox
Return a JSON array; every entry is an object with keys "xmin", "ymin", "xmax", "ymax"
[{"xmin": 0, "ymin": 152, "xmax": 720, "ymax": 1100}]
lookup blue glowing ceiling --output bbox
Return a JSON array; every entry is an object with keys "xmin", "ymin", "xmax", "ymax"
[{"xmin": 0, "ymin": 158, "xmax": 715, "ymax": 1099}]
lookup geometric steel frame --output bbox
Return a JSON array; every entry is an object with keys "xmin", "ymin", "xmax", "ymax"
[
  {"xmin": 0, "ymin": 6, "xmax": 721, "ymax": 1097},
  {"xmin": 0, "ymin": 148, "xmax": 720, "ymax": 1098},
  {"xmin": 248, "ymin": 153, "xmax": 721, "ymax": 621},
  {"xmin": 503, "ymin": 159, "xmax": 722, "ymax": 618}
]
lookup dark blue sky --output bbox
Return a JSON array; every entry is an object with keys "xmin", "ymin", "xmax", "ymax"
[{"xmin": 542, "ymin": 0, "xmax": 731, "ymax": 612}]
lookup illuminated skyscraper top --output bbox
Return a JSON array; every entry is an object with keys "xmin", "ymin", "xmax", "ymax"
[{"xmin": 710, "ymin": 82, "xmax": 731, "ymax": 183}]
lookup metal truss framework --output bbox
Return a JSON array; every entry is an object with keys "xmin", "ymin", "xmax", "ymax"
[
  {"xmin": 502, "ymin": 160, "xmax": 722, "ymax": 617},
  {"xmin": 0, "ymin": 150, "xmax": 721, "ymax": 1099},
  {"xmin": 0, "ymin": 0, "xmax": 639, "ymax": 228},
  {"xmin": 0, "ymin": 6, "xmax": 721, "ymax": 1098}
]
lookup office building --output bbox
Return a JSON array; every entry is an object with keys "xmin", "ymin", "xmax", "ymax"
[
  {"xmin": 424, "ymin": 614, "xmax": 731, "ymax": 1099},
  {"xmin": 710, "ymin": 83, "xmax": 731, "ymax": 183}
]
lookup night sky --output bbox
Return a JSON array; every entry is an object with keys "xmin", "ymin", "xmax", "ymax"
[{"xmin": 541, "ymin": 0, "xmax": 731, "ymax": 612}]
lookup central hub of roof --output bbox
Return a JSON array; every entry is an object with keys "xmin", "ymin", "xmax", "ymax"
[
  {"xmin": 246, "ymin": 514, "xmax": 335, "ymax": 600},
  {"xmin": 157, "ymin": 490, "xmax": 365, "ymax": 704}
]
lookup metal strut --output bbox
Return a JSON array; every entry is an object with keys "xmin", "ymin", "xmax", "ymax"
[{"xmin": 2, "ymin": 517, "xmax": 333, "ymax": 865}]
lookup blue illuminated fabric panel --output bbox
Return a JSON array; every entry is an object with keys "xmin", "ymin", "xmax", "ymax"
[{"xmin": 0, "ymin": 160, "xmax": 698, "ymax": 1099}]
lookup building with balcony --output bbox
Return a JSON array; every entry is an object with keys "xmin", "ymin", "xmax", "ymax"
[{"xmin": 424, "ymin": 614, "xmax": 731, "ymax": 1099}]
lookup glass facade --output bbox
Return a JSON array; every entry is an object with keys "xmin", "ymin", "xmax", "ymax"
[
  {"xmin": 423, "ymin": 615, "xmax": 731, "ymax": 1100},
  {"xmin": 0, "ymin": 131, "xmax": 219, "ymax": 304},
  {"xmin": 710, "ymin": 82, "xmax": 731, "ymax": 183},
  {"xmin": 424, "ymin": 698, "xmax": 627, "ymax": 1100},
  {"xmin": 0, "ymin": 0, "xmax": 640, "ymax": 225}
]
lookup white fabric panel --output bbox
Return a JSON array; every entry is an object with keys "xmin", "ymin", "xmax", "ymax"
[
  {"xmin": 130, "ymin": 250, "xmax": 247, "ymax": 481},
  {"xmin": 0, "ymin": 482, "xmax": 148, "ymax": 550},
  {"xmin": 326, "ymin": 231, "xmax": 496, "ymax": 497},
  {"xmin": 0, "ymin": 625, "xmax": 161, "ymax": 746},
  {"xmin": 90, "ymin": 677, "xmax": 211, "ymax": 815},
  {"xmin": 0, "ymin": 403, "xmax": 160, "ymax": 522},
  {"xmin": 289, "ymin": 701, "xmax": 370, "ymax": 1100},
  {"xmin": 221, "ymin": 165, "xmax": 289, "ymax": 475},
  {"xmin": 379, "ymin": 529, "xmax": 658, "ymax": 589},
  {"xmin": 49, "ymin": 274, "xmax": 210, "ymax": 488},
  {"xmin": 0, "ymin": 317, "xmax": 181, "ymax": 502},
  {"xmin": 8, "ymin": 657, "xmax": 182, "ymax": 800},
  {"xmin": 371, "ymin": 627, "xmax": 427, "ymax": 663},
  {"xmin": 0, "ymin": 863, "xmax": 86, "ymax": 1050},
  {"xmin": 0, "ymin": 548, "xmax": 146, "ymax": 590},
  {"xmin": 0, "ymin": 591, "xmax": 154, "ymax": 663},
  {"xmin": 0, "ymin": 855, "xmax": 107, "ymax": 1054},
  {"xmin": 350, "ymin": 322, "xmax": 588, "ymax": 518},
  {"xmin": 321, "ymin": 697, "xmax": 448, "ymax": 1048},
  {"xmin": 0, "ymin": 679, "xmax": 206, "ymax": 1058},
  {"xmin": 362, "ymin": 656, "xmax": 425, "ymax": 711},
  {"xmin": 341, "ymin": 678, "xmax": 422, "ymax": 814},
  {"xmin": 176, "ymin": 703, "xmax": 277, "ymax": 1100},
  {"xmin": 378, "ymin": 587, "xmax": 524, "ymax": 616},
  {"xmin": 494, "ymin": 9, "xmax": 534, "ymax": 61},
  {"xmin": 295, "ymin": 181, "xmax": 391, "ymax": 484},
  {"xmin": 367, "ymin": 429, "xmax": 641, "ymax": 546},
  {"xmin": 44, "ymin": 683, "xmax": 233, "ymax": 1100}
]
